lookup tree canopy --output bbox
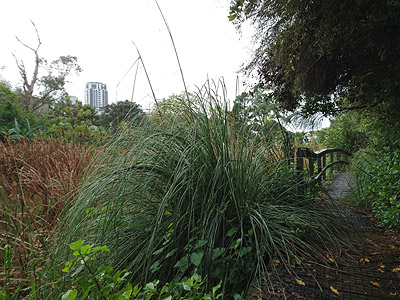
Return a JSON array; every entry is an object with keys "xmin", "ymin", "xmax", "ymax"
[
  {"xmin": 99, "ymin": 100, "xmax": 146, "ymax": 130},
  {"xmin": 230, "ymin": 0, "xmax": 400, "ymax": 116}
]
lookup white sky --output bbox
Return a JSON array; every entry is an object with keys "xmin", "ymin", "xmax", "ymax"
[{"xmin": 0, "ymin": 0, "xmax": 253, "ymax": 111}]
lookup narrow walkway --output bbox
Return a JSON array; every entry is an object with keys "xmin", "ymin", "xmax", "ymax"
[{"xmin": 251, "ymin": 172, "xmax": 400, "ymax": 300}]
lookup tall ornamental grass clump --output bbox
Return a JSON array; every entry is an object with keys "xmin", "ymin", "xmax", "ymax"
[{"xmin": 50, "ymin": 87, "xmax": 350, "ymax": 297}]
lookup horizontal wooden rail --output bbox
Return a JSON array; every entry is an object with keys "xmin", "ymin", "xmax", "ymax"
[{"xmin": 296, "ymin": 148, "xmax": 352, "ymax": 183}]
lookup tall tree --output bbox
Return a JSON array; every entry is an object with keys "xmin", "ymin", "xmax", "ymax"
[
  {"xmin": 230, "ymin": 0, "xmax": 400, "ymax": 116},
  {"xmin": 99, "ymin": 100, "xmax": 146, "ymax": 130},
  {"xmin": 12, "ymin": 21, "xmax": 82, "ymax": 112}
]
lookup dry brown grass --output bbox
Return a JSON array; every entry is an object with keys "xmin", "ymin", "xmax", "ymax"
[
  {"xmin": 0, "ymin": 137, "xmax": 96, "ymax": 292},
  {"xmin": 0, "ymin": 137, "xmax": 94, "ymax": 226}
]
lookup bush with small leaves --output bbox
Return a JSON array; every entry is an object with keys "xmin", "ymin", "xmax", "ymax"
[{"xmin": 61, "ymin": 240, "xmax": 223, "ymax": 300}]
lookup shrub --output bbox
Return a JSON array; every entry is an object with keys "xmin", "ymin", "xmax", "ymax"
[
  {"xmin": 315, "ymin": 113, "xmax": 367, "ymax": 153},
  {"xmin": 50, "ymin": 87, "xmax": 350, "ymax": 298},
  {"xmin": 353, "ymin": 144, "xmax": 400, "ymax": 229},
  {"xmin": 60, "ymin": 240, "xmax": 222, "ymax": 300}
]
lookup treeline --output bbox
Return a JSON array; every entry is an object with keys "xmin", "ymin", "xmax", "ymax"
[{"xmin": 0, "ymin": 81, "xmax": 148, "ymax": 143}]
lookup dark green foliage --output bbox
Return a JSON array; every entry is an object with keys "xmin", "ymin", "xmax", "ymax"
[
  {"xmin": 231, "ymin": 91, "xmax": 280, "ymax": 135},
  {"xmin": 99, "ymin": 100, "xmax": 146, "ymax": 130},
  {"xmin": 60, "ymin": 240, "xmax": 223, "ymax": 300},
  {"xmin": 46, "ymin": 98, "xmax": 106, "ymax": 144},
  {"xmin": 0, "ymin": 84, "xmax": 23, "ymax": 133},
  {"xmin": 0, "ymin": 83, "xmax": 42, "ymax": 139},
  {"xmin": 357, "ymin": 107, "xmax": 400, "ymax": 150},
  {"xmin": 316, "ymin": 113, "xmax": 368, "ymax": 153},
  {"xmin": 230, "ymin": 0, "xmax": 400, "ymax": 116},
  {"xmin": 0, "ymin": 101, "xmax": 25, "ymax": 134},
  {"xmin": 0, "ymin": 83, "xmax": 18, "ymax": 103},
  {"xmin": 61, "ymin": 241, "xmax": 133, "ymax": 299},
  {"xmin": 231, "ymin": 90, "xmax": 296, "ymax": 163},
  {"xmin": 353, "ymin": 146, "xmax": 400, "ymax": 229}
]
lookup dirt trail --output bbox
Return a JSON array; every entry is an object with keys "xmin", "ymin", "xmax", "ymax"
[{"xmin": 251, "ymin": 172, "xmax": 400, "ymax": 300}]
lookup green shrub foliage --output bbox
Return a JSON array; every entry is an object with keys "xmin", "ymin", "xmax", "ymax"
[
  {"xmin": 354, "ymin": 145, "xmax": 400, "ymax": 229},
  {"xmin": 60, "ymin": 240, "xmax": 223, "ymax": 300}
]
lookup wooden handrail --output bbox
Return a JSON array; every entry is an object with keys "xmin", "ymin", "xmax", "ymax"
[
  {"xmin": 315, "ymin": 148, "xmax": 352, "ymax": 157},
  {"xmin": 296, "ymin": 147, "xmax": 352, "ymax": 183},
  {"xmin": 311, "ymin": 160, "xmax": 350, "ymax": 183}
]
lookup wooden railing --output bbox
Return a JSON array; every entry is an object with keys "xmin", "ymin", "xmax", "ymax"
[{"xmin": 296, "ymin": 148, "xmax": 352, "ymax": 184}]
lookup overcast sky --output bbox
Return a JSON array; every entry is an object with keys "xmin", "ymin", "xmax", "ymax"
[{"xmin": 0, "ymin": 0, "xmax": 253, "ymax": 111}]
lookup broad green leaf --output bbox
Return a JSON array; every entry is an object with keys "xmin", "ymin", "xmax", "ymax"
[
  {"xmin": 226, "ymin": 228, "xmax": 237, "ymax": 237},
  {"xmin": 81, "ymin": 287, "xmax": 91, "ymax": 300},
  {"xmin": 101, "ymin": 284, "xmax": 112, "ymax": 295},
  {"xmin": 174, "ymin": 255, "xmax": 188, "ymax": 268},
  {"xmin": 97, "ymin": 266, "xmax": 114, "ymax": 274},
  {"xmin": 68, "ymin": 240, "xmax": 83, "ymax": 251},
  {"xmin": 80, "ymin": 244, "xmax": 91, "ymax": 255},
  {"xmin": 132, "ymin": 284, "xmax": 142, "ymax": 297},
  {"xmin": 190, "ymin": 251, "xmax": 204, "ymax": 267},
  {"xmin": 195, "ymin": 239, "xmax": 208, "ymax": 249},
  {"xmin": 61, "ymin": 289, "xmax": 77, "ymax": 300},
  {"xmin": 212, "ymin": 248, "xmax": 224, "ymax": 260},
  {"xmin": 113, "ymin": 270, "xmax": 123, "ymax": 283},
  {"xmin": 145, "ymin": 280, "xmax": 159, "ymax": 291},
  {"xmin": 150, "ymin": 261, "xmax": 161, "ymax": 273},
  {"xmin": 118, "ymin": 282, "xmax": 133, "ymax": 299},
  {"xmin": 153, "ymin": 247, "xmax": 164, "ymax": 255},
  {"xmin": 212, "ymin": 281, "xmax": 222, "ymax": 294},
  {"xmin": 165, "ymin": 248, "xmax": 178, "ymax": 259},
  {"xmin": 93, "ymin": 245, "xmax": 110, "ymax": 252},
  {"xmin": 62, "ymin": 261, "xmax": 73, "ymax": 273}
]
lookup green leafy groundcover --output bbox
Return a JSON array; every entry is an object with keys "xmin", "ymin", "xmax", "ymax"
[
  {"xmin": 47, "ymin": 90, "xmax": 350, "ymax": 299},
  {"xmin": 61, "ymin": 240, "xmax": 222, "ymax": 300}
]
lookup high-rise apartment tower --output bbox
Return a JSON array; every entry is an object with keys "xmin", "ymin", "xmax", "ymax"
[{"xmin": 84, "ymin": 82, "xmax": 108, "ymax": 108}]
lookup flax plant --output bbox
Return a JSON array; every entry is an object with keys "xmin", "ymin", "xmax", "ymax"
[{"xmin": 50, "ymin": 85, "xmax": 350, "ymax": 297}]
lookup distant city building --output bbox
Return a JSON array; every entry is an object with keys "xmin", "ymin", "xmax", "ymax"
[{"xmin": 84, "ymin": 82, "xmax": 108, "ymax": 108}]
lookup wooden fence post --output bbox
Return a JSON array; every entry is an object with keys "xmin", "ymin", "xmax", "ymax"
[
  {"xmin": 296, "ymin": 148, "xmax": 303, "ymax": 172},
  {"xmin": 309, "ymin": 157, "xmax": 314, "ymax": 177},
  {"xmin": 317, "ymin": 155, "xmax": 322, "ymax": 180}
]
